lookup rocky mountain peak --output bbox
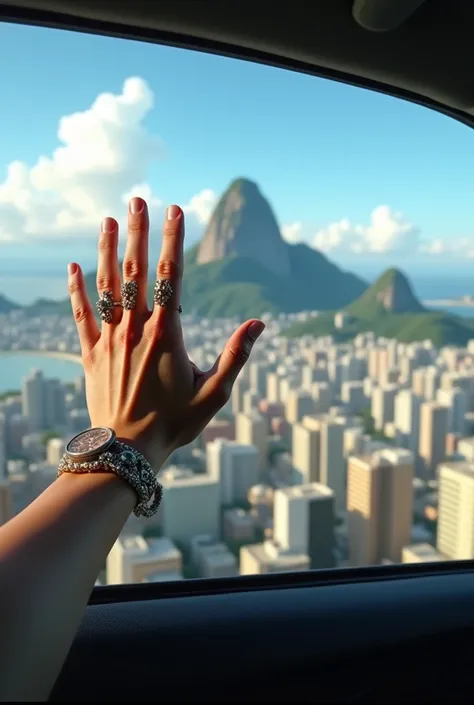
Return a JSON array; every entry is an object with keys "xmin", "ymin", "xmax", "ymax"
[
  {"xmin": 348, "ymin": 267, "xmax": 424, "ymax": 316},
  {"xmin": 197, "ymin": 178, "xmax": 291, "ymax": 276},
  {"xmin": 373, "ymin": 268, "xmax": 424, "ymax": 313}
]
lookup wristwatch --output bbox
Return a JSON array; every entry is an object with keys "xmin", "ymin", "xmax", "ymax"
[
  {"xmin": 65, "ymin": 426, "xmax": 117, "ymax": 460},
  {"xmin": 59, "ymin": 427, "xmax": 163, "ymax": 517}
]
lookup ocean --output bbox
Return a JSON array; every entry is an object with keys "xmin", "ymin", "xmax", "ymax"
[
  {"xmin": 0, "ymin": 353, "xmax": 83, "ymax": 394},
  {"xmin": 1, "ymin": 269, "xmax": 473, "ymax": 316},
  {"xmin": 0, "ymin": 271, "xmax": 473, "ymax": 391},
  {"xmin": 407, "ymin": 275, "xmax": 474, "ymax": 319}
]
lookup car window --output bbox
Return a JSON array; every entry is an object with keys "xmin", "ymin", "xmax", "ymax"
[{"xmin": 1, "ymin": 22, "xmax": 474, "ymax": 585}]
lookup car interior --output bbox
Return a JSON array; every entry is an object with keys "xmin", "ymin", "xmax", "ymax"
[{"xmin": 1, "ymin": 0, "xmax": 474, "ymax": 701}]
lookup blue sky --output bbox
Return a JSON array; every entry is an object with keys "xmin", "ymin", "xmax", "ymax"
[{"xmin": 0, "ymin": 20, "xmax": 473, "ymax": 281}]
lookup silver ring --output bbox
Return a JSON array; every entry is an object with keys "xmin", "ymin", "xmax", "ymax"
[
  {"xmin": 121, "ymin": 280, "xmax": 138, "ymax": 310},
  {"xmin": 96, "ymin": 290, "xmax": 122, "ymax": 323},
  {"xmin": 153, "ymin": 279, "xmax": 173, "ymax": 308}
]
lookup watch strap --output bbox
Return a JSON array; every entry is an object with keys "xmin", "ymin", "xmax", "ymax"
[{"xmin": 58, "ymin": 440, "xmax": 163, "ymax": 518}]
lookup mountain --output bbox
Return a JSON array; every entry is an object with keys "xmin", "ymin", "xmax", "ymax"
[
  {"xmin": 285, "ymin": 267, "xmax": 474, "ymax": 346},
  {"xmin": 19, "ymin": 178, "xmax": 366, "ymax": 320},
  {"xmin": 0, "ymin": 293, "xmax": 20, "ymax": 314},
  {"xmin": 197, "ymin": 178, "xmax": 291, "ymax": 277},
  {"xmin": 348, "ymin": 267, "xmax": 425, "ymax": 317},
  {"xmin": 182, "ymin": 178, "xmax": 367, "ymax": 317},
  {"xmin": 8, "ymin": 182, "xmax": 473, "ymax": 347}
]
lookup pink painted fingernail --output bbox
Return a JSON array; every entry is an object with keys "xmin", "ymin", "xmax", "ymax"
[
  {"xmin": 166, "ymin": 204, "xmax": 182, "ymax": 220},
  {"xmin": 129, "ymin": 197, "xmax": 145, "ymax": 214},
  {"xmin": 68, "ymin": 263, "xmax": 78, "ymax": 275},
  {"xmin": 102, "ymin": 217, "xmax": 116, "ymax": 232}
]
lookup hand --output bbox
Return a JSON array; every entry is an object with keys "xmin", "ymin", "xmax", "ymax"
[{"xmin": 67, "ymin": 197, "xmax": 265, "ymax": 470}]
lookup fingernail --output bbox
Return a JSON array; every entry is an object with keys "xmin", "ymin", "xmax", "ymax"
[
  {"xmin": 129, "ymin": 197, "xmax": 145, "ymax": 214},
  {"xmin": 102, "ymin": 217, "xmax": 116, "ymax": 233},
  {"xmin": 167, "ymin": 204, "xmax": 182, "ymax": 220},
  {"xmin": 68, "ymin": 262, "xmax": 78, "ymax": 276},
  {"xmin": 247, "ymin": 320, "xmax": 265, "ymax": 342}
]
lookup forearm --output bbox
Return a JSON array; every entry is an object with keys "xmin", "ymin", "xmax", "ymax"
[{"xmin": 0, "ymin": 472, "xmax": 136, "ymax": 702}]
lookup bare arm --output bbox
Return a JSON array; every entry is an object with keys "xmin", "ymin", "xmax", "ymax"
[
  {"xmin": 0, "ymin": 473, "xmax": 136, "ymax": 701},
  {"xmin": 0, "ymin": 198, "xmax": 264, "ymax": 701}
]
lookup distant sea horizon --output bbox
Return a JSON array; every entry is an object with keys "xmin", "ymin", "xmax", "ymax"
[
  {"xmin": 1, "ymin": 268, "xmax": 474, "ymax": 318},
  {"xmin": 0, "ymin": 269, "xmax": 473, "ymax": 392}
]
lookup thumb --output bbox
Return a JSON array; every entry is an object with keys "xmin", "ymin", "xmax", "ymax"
[
  {"xmin": 196, "ymin": 319, "xmax": 266, "ymax": 411},
  {"xmin": 215, "ymin": 318, "xmax": 266, "ymax": 391}
]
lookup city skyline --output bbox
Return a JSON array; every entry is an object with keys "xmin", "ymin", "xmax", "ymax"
[
  {"xmin": 2, "ymin": 304, "xmax": 474, "ymax": 583},
  {"xmin": 0, "ymin": 23, "xmax": 473, "ymax": 277}
]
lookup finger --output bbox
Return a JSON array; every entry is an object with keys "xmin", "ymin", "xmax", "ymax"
[
  {"xmin": 194, "ymin": 319, "xmax": 265, "ymax": 416},
  {"xmin": 153, "ymin": 205, "xmax": 184, "ymax": 320},
  {"xmin": 68, "ymin": 262, "xmax": 100, "ymax": 355},
  {"xmin": 96, "ymin": 217, "xmax": 121, "ymax": 326},
  {"xmin": 122, "ymin": 197, "xmax": 149, "ymax": 314}
]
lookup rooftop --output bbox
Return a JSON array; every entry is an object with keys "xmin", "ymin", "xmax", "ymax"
[
  {"xmin": 439, "ymin": 461, "xmax": 474, "ymax": 480},
  {"xmin": 276, "ymin": 483, "xmax": 334, "ymax": 500},
  {"xmin": 243, "ymin": 542, "xmax": 309, "ymax": 571},
  {"xmin": 404, "ymin": 543, "xmax": 447, "ymax": 562},
  {"xmin": 210, "ymin": 439, "xmax": 259, "ymax": 454},
  {"xmin": 161, "ymin": 467, "xmax": 218, "ymax": 487},
  {"xmin": 119, "ymin": 535, "xmax": 182, "ymax": 563}
]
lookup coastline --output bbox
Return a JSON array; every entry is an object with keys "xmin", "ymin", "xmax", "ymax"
[
  {"xmin": 423, "ymin": 299, "xmax": 474, "ymax": 308},
  {"xmin": 0, "ymin": 350, "xmax": 82, "ymax": 365}
]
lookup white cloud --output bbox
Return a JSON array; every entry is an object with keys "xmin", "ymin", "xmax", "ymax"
[
  {"xmin": 313, "ymin": 218, "xmax": 352, "ymax": 252},
  {"xmin": 419, "ymin": 238, "xmax": 446, "ymax": 255},
  {"xmin": 3, "ymin": 78, "xmax": 467, "ymax": 264},
  {"xmin": 284, "ymin": 209, "xmax": 474, "ymax": 261},
  {"xmin": 419, "ymin": 236, "xmax": 474, "ymax": 258},
  {"xmin": 281, "ymin": 221, "xmax": 303, "ymax": 244},
  {"xmin": 0, "ymin": 77, "xmax": 213, "ymax": 245},
  {"xmin": 311, "ymin": 206, "xmax": 420, "ymax": 255},
  {"xmin": 183, "ymin": 188, "xmax": 217, "ymax": 225}
]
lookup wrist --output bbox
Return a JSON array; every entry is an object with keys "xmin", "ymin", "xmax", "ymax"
[
  {"xmin": 60, "ymin": 431, "xmax": 164, "ymax": 518},
  {"xmin": 115, "ymin": 436, "xmax": 168, "ymax": 475}
]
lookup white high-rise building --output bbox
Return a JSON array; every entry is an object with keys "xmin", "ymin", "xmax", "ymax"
[
  {"xmin": 46, "ymin": 437, "xmax": 66, "ymax": 466},
  {"xmin": 319, "ymin": 418, "xmax": 346, "ymax": 513},
  {"xmin": 285, "ymin": 390, "xmax": 314, "ymax": 424},
  {"xmin": 22, "ymin": 369, "xmax": 45, "ymax": 432},
  {"xmin": 418, "ymin": 402, "xmax": 448, "ymax": 479},
  {"xmin": 160, "ymin": 467, "xmax": 220, "ymax": 546},
  {"xmin": 107, "ymin": 534, "xmax": 183, "ymax": 584},
  {"xmin": 437, "ymin": 461, "xmax": 474, "ymax": 560},
  {"xmin": 207, "ymin": 439, "xmax": 259, "ymax": 505},
  {"xmin": 235, "ymin": 411, "xmax": 267, "ymax": 470},
  {"xmin": 341, "ymin": 381, "xmax": 366, "ymax": 413},
  {"xmin": 273, "ymin": 484, "xmax": 335, "ymax": 569},
  {"xmin": 436, "ymin": 387, "xmax": 468, "ymax": 435},
  {"xmin": 292, "ymin": 420, "xmax": 320, "ymax": 484},
  {"xmin": 371, "ymin": 385, "xmax": 397, "ymax": 431},
  {"xmin": 394, "ymin": 389, "xmax": 421, "ymax": 455},
  {"xmin": 231, "ymin": 377, "xmax": 249, "ymax": 415}
]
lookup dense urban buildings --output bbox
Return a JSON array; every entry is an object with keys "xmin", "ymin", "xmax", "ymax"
[{"xmin": 2, "ymin": 306, "xmax": 474, "ymax": 584}]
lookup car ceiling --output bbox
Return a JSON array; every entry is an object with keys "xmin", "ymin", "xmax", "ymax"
[{"xmin": 0, "ymin": 0, "xmax": 473, "ymax": 124}]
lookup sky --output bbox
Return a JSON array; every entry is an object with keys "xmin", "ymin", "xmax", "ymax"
[{"xmin": 0, "ymin": 21, "xmax": 474, "ymax": 281}]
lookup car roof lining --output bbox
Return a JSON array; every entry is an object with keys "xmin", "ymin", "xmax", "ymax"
[{"xmin": 1, "ymin": 0, "xmax": 474, "ymax": 124}]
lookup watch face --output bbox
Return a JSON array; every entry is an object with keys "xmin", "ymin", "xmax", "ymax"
[{"xmin": 66, "ymin": 427, "xmax": 115, "ymax": 460}]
